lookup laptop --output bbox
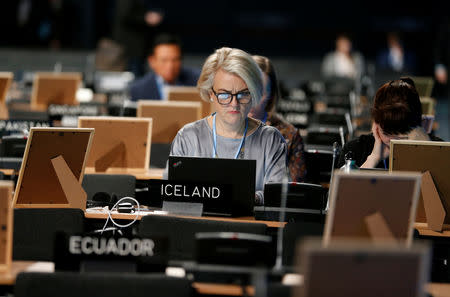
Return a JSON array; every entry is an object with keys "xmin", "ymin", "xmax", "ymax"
[{"xmin": 168, "ymin": 156, "xmax": 256, "ymax": 217}]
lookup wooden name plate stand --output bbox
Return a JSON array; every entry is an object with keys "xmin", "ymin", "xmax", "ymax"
[
  {"xmin": 79, "ymin": 116, "xmax": 153, "ymax": 176},
  {"xmin": 390, "ymin": 140, "xmax": 450, "ymax": 233},
  {"xmin": 0, "ymin": 72, "xmax": 13, "ymax": 120},
  {"xmin": 0, "ymin": 181, "xmax": 14, "ymax": 274},
  {"xmin": 12, "ymin": 128, "xmax": 94, "ymax": 210}
]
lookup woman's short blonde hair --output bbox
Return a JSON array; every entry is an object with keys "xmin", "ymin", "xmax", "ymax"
[{"xmin": 197, "ymin": 47, "xmax": 263, "ymax": 107}]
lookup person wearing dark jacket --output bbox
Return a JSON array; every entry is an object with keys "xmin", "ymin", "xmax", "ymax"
[
  {"xmin": 338, "ymin": 77, "xmax": 437, "ymax": 169},
  {"xmin": 128, "ymin": 33, "xmax": 199, "ymax": 101}
]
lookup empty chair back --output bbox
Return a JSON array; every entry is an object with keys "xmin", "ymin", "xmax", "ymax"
[
  {"xmin": 15, "ymin": 272, "xmax": 192, "ymax": 297},
  {"xmin": 138, "ymin": 215, "xmax": 267, "ymax": 261},
  {"xmin": 282, "ymin": 221, "xmax": 324, "ymax": 266},
  {"xmin": 13, "ymin": 208, "xmax": 85, "ymax": 261},
  {"xmin": 82, "ymin": 174, "xmax": 136, "ymax": 201},
  {"xmin": 255, "ymin": 183, "xmax": 328, "ymax": 222},
  {"xmin": 150, "ymin": 143, "xmax": 171, "ymax": 169}
]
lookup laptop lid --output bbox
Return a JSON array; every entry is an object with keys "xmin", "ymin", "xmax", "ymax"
[{"xmin": 168, "ymin": 156, "xmax": 256, "ymax": 217}]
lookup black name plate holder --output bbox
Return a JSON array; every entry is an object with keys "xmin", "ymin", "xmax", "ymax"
[{"xmin": 147, "ymin": 179, "xmax": 232, "ymax": 217}]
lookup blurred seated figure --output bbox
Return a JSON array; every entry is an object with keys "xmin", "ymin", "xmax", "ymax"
[
  {"xmin": 128, "ymin": 33, "xmax": 200, "ymax": 101},
  {"xmin": 321, "ymin": 33, "xmax": 365, "ymax": 80},
  {"xmin": 337, "ymin": 77, "xmax": 438, "ymax": 169},
  {"xmin": 376, "ymin": 32, "xmax": 416, "ymax": 74},
  {"xmin": 249, "ymin": 55, "xmax": 306, "ymax": 182}
]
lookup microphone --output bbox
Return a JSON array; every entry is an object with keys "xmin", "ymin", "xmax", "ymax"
[
  {"xmin": 339, "ymin": 126, "xmax": 345, "ymax": 147},
  {"xmin": 345, "ymin": 112, "xmax": 353, "ymax": 140},
  {"xmin": 325, "ymin": 142, "xmax": 340, "ymax": 212},
  {"xmin": 273, "ymin": 167, "xmax": 289, "ymax": 271}
]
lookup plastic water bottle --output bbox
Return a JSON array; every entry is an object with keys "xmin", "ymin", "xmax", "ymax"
[{"xmin": 341, "ymin": 151, "xmax": 359, "ymax": 172}]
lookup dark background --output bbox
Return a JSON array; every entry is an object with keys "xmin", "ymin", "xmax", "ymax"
[{"xmin": 0, "ymin": 0, "xmax": 449, "ymax": 77}]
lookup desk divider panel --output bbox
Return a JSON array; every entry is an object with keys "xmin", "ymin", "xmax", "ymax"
[
  {"xmin": 323, "ymin": 171, "xmax": 421, "ymax": 246},
  {"xmin": 31, "ymin": 72, "xmax": 82, "ymax": 111},
  {"xmin": 137, "ymin": 101, "xmax": 201, "ymax": 144},
  {"xmin": 0, "ymin": 72, "xmax": 13, "ymax": 120},
  {"xmin": 79, "ymin": 116, "xmax": 152, "ymax": 171},
  {"xmin": 390, "ymin": 140, "xmax": 450, "ymax": 226},
  {"xmin": 166, "ymin": 86, "xmax": 213, "ymax": 118}
]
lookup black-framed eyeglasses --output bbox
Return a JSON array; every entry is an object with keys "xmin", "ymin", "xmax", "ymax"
[{"xmin": 211, "ymin": 88, "xmax": 252, "ymax": 105}]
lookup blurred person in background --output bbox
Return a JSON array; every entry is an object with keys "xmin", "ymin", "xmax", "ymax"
[
  {"xmin": 321, "ymin": 33, "xmax": 365, "ymax": 80},
  {"xmin": 128, "ymin": 33, "xmax": 200, "ymax": 101},
  {"xmin": 113, "ymin": 0, "xmax": 165, "ymax": 78},
  {"xmin": 2, "ymin": 0, "xmax": 63, "ymax": 49},
  {"xmin": 433, "ymin": 16, "xmax": 450, "ymax": 141},
  {"xmin": 249, "ymin": 55, "xmax": 306, "ymax": 182},
  {"xmin": 376, "ymin": 31, "xmax": 417, "ymax": 75}
]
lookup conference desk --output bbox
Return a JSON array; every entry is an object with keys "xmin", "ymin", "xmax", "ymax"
[
  {"xmin": 0, "ymin": 167, "xmax": 165, "ymax": 181},
  {"xmin": 85, "ymin": 210, "xmax": 450, "ymax": 234},
  {"xmin": 84, "ymin": 209, "xmax": 286, "ymax": 228},
  {"xmin": 0, "ymin": 169, "xmax": 14, "ymax": 176},
  {"xmin": 84, "ymin": 168, "xmax": 164, "ymax": 180},
  {"xmin": 1, "ymin": 262, "xmax": 449, "ymax": 297},
  {"xmin": 415, "ymin": 222, "xmax": 450, "ymax": 238}
]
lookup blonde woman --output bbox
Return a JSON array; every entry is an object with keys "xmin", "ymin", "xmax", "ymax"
[{"xmin": 168, "ymin": 47, "xmax": 288, "ymax": 205}]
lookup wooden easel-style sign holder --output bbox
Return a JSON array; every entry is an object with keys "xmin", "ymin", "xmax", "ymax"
[
  {"xmin": 51, "ymin": 155, "xmax": 87, "ymax": 211},
  {"xmin": 421, "ymin": 170, "xmax": 446, "ymax": 232},
  {"xmin": 0, "ymin": 72, "xmax": 13, "ymax": 120},
  {"xmin": 94, "ymin": 141, "xmax": 125, "ymax": 172},
  {"xmin": 13, "ymin": 127, "xmax": 94, "ymax": 209},
  {"xmin": 0, "ymin": 102, "xmax": 8, "ymax": 120},
  {"xmin": 364, "ymin": 212, "xmax": 399, "ymax": 245},
  {"xmin": 0, "ymin": 181, "xmax": 14, "ymax": 273}
]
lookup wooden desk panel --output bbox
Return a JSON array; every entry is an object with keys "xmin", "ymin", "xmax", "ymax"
[
  {"xmin": 415, "ymin": 223, "xmax": 450, "ymax": 237},
  {"xmin": 0, "ymin": 169, "xmax": 15, "ymax": 176},
  {"xmin": 193, "ymin": 283, "xmax": 254, "ymax": 296},
  {"xmin": 84, "ymin": 168, "xmax": 164, "ymax": 180},
  {"xmin": 0, "ymin": 261, "xmax": 39, "ymax": 285},
  {"xmin": 427, "ymin": 283, "xmax": 450, "ymax": 297}
]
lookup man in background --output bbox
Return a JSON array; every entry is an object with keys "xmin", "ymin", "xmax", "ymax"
[
  {"xmin": 433, "ymin": 16, "xmax": 450, "ymax": 141},
  {"xmin": 128, "ymin": 33, "xmax": 200, "ymax": 101},
  {"xmin": 113, "ymin": 0, "xmax": 165, "ymax": 77}
]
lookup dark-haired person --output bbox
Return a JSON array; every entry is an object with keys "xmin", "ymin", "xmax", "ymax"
[
  {"xmin": 249, "ymin": 55, "xmax": 306, "ymax": 182},
  {"xmin": 128, "ymin": 33, "xmax": 200, "ymax": 101},
  {"xmin": 337, "ymin": 78, "xmax": 434, "ymax": 169}
]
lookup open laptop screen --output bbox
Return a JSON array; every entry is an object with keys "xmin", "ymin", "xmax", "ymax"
[{"xmin": 168, "ymin": 156, "xmax": 256, "ymax": 217}]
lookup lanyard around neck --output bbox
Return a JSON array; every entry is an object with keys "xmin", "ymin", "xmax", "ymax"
[
  {"xmin": 262, "ymin": 111, "xmax": 268, "ymax": 123},
  {"xmin": 212, "ymin": 113, "xmax": 248, "ymax": 159}
]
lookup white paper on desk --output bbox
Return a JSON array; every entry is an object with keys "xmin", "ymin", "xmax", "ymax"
[
  {"xmin": 85, "ymin": 207, "xmax": 109, "ymax": 213},
  {"xmin": 282, "ymin": 273, "xmax": 303, "ymax": 286},
  {"xmin": 26, "ymin": 262, "xmax": 55, "ymax": 273}
]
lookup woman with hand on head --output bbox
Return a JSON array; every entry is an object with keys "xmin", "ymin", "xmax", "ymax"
[
  {"xmin": 337, "ymin": 77, "xmax": 432, "ymax": 169},
  {"xmin": 168, "ymin": 47, "xmax": 288, "ymax": 205},
  {"xmin": 249, "ymin": 55, "xmax": 306, "ymax": 182}
]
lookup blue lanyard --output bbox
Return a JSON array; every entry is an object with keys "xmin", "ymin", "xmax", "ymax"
[
  {"xmin": 383, "ymin": 159, "xmax": 387, "ymax": 169},
  {"xmin": 262, "ymin": 111, "xmax": 268, "ymax": 123},
  {"xmin": 212, "ymin": 113, "xmax": 248, "ymax": 159}
]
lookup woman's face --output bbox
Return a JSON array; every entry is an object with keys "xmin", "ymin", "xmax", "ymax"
[
  {"xmin": 379, "ymin": 128, "xmax": 408, "ymax": 146},
  {"xmin": 210, "ymin": 69, "xmax": 252, "ymax": 127},
  {"xmin": 248, "ymin": 73, "xmax": 271, "ymax": 121}
]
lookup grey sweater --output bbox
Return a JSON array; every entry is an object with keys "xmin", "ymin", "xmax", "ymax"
[{"xmin": 164, "ymin": 117, "xmax": 288, "ymax": 204}]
